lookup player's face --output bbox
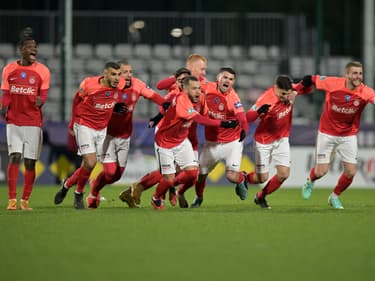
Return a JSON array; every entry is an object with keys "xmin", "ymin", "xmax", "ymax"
[
  {"xmin": 189, "ymin": 60, "xmax": 207, "ymax": 79},
  {"xmin": 176, "ymin": 73, "xmax": 189, "ymax": 90},
  {"xmin": 104, "ymin": 67, "xmax": 121, "ymax": 88},
  {"xmin": 186, "ymin": 80, "xmax": 201, "ymax": 103},
  {"xmin": 275, "ymin": 86, "xmax": 293, "ymax": 103},
  {"xmin": 346, "ymin": 66, "xmax": 363, "ymax": 89},
  {"xmin": 120, "ymin": 64, "xmax": 133, "ymax": 87},
  {"xmin": 20, "ymin": 40, "xmax": 37, "ymax": 66},
  {"xmin": 217, "ymin": 71, "xmax": 235, "ymax": 93}
]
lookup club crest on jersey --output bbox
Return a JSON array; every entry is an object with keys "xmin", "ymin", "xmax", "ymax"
[
  {"xmin": 345, "ymin": 95, "xmax": 350, "ymax": 102},
  {"xmin": 353, "ymin": 100, "xmax": 360, "ymax": 106},
  {"xmin": 214, "ymin": 97, "xmax": 220, "ymax": 104},
  {"xmin": 234, "ymin": 101, "xmax": 243, "ymax": 108},
  {"xmin": 114, "ymin": 92, "xmax": 118, "ymax": 99},
  {"xmin": 21, "ymin": 72, "xmax": 27, "ymax": 79},
  {"xmin": 132, "ymin": 93, "xmax": 137, "ymax": 101},
  {"xmin": 121, "ymin": 93, "xmax": 127, "ymax": 100},
  {"xmin": 29, "ymin": 76, "xmax": 36, "ymax": 84},
  {"xmin": 105, "ymin": 91, "xmax": 111, "ymax": 97},
  {"xmin": 218, "ymin": 103, "xmax": 225, "ymax": 111}
]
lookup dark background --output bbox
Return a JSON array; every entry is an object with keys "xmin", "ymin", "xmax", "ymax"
[{"xmin": 0, "ymin": 0, "xmax": 363, "ymax": 57}]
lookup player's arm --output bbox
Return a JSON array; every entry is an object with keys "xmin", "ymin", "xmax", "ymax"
[
  {"xmin": 246, "ymin": 104, "xmax": 271, "ymax": 122},
  {"xmin": 156, "ymin": 76, "xmax": 175, "ymax": 90},
  {"xmin": 192, "ymin": 114, "xmax": 238, "ymax": 128},
  {"xmin": 68, "ymin": 93, "xmax": 82, "ymax": 130},
  {"xmin": 0, "ymin": 90, "xmax": 11, "ymax": 109}
]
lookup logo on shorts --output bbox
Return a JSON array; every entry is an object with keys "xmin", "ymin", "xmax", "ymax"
[{"xmin": 317, "ymin": 153, "xmax": 325, "ymax": 160}]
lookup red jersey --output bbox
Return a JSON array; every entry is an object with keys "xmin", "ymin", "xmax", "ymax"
[
  {"xmin": 1, "ymin": 61, "xmax": 50, "ymax": 127},
  {"xmin": 253, "ymin": 87, "xmax": 295, "ymax": 144},
  {"xmin": 107, "ymin": 77, "xmax": 163, "ymax": 138},
  {"xmin": 72, "ymin": 76, "xmax": 122, "ymax": 130},
  {"xmin": 155, "ymin": 92, "xmax": 202, "ymax": 148},
  {"xmin": 204, "ymin": 82, "xmax": 244, "ymax": 142},
  {"xmin": 315, "ymin": 75, "xmax": 375, "ymax": 136}
]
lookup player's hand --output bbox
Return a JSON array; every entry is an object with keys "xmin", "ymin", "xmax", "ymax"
[
  {"xmin": 162, "ymin": 102, "xmax": 171, "ymax": 111},
  {"xmin": 220, "ymin": 120, "xmax": 239, "ymax": 128},
  {"xmin": 257, "ymin": 104, "xmax": 271, "ymax": 115},
  {"xmin": 148, "ymin": 112, "xmax": 164, "ymax": 128},
  {"xmin": 35, "ymin": 96, "xmax": 43, "ymax": 107},
  {"xmin": 301, "ymin": 75, "xmax": 313, "ymax": 87},
  {"xmin": 239, "ymin": 129, "xmax": 246, "ymax": 142},
  {"xmin": 113, "ymin": 103, "xmax": 127, "ymax": 113}
]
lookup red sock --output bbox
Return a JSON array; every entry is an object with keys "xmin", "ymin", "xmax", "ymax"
[
  {"xmin": 140, "ymin": 170, "xmax": 163, "ymax": 191},
  {"xmin": 236, "ymin": 171, "xmax": 244, "ymax": 184},
  {"xmin": 246, "ymin": 171, "xmax": 258, "ymax": 184},
  {"xmin": 7, "ymin": 163, "xmax": 19, "ymax": 199},
  {"xmin": 174, "ymin": 169, "xmax": 198, "ymax": 194},
  {"xmin": 195, "ymin": 179, "xmax": 206, "ymax": 198},
  {"xmin": 75, "ymin": 166, "xmax": 91, "ymax": 193},
  {"xmin": 259, "ymin": 175, "xmax": 283, "ymax": 198},
  {"xmin": 91, "ymin": 171, "xmax": 107, "ymax": 197},
  {"xmin": 103, "ymin": 162, "xmax": 118, "ymax": 182},
  {"xmin": 65, "ymin": 167, "xmax": 81, "ymax": 188},
  {"xmin": 153, "ymin": 178, "xmax": 174, "ymax": 199},
  {"xmin": 309, "ymin": 167, "xmax": 318, "ymax": 182},
  {"xmin": 22, "ymin": 169, "xmax": 35, "ymax": 200},
  {"xmin": 333, "ymin": 173, "xmax": 353, "ymax": 196}
]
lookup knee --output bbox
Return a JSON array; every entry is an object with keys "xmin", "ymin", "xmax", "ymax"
[{"xmin": 9, "ymin": 153, "xmax": 22, "ymax": 164}]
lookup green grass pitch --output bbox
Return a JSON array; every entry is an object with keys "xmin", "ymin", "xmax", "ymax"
[{"xmin": 0, "ymin": 184, "xmax": 374, "ymax": 281}]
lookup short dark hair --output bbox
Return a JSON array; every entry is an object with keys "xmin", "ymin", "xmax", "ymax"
[
  {"xmin": 18, "ymin": 27, "xmax": 36, "ymax": 48},
  {"xmin": 117, "ymin": 60, "xmax": 130, "ymax": 66},
  {"xmin": 104, "ymin": 62, "xmax": 120, "ymax": 70},
  {"xmin": 183, "ymin": 75, "xmax": 199, "ymax": 87},
  {"xmin": 218, "ymin": 67, "xmax": 236, "ymax": 77},
  {"xmin": 275, "ymin": 75, "xmax": 293, "ymax": 90},
  {"xmin": 174, "ymin": 67, "xmax": 191, "ymax": 78}
]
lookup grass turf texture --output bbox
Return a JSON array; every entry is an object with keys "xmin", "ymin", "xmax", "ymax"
[{"xmin": 0, "ymin": 184, "xmax": 374, "ymax": 281}]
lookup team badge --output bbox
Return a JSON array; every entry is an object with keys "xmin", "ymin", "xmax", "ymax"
[
  {"xmin": 214, "ymin": 97, "xmax": 220, "ymax": 104},
  {"xmin": 218, "ymin": 103, "xmax": 224, "ymax": 111},
  {"xmin": 354, "ymin": 100, "xmax": 360, "ymax": 106},
  {"xmin": 132, "ymin": 93, "xmax": 137, "ymax": 101},
  {"xmin": 29, "ymin": 76, "xmax": 36, "ymax": 84},
  {"xmin": 345, "ymin": 95, "xmax": 351, "ymax": 102},
  {"xmin": 122, "ymin": 93, "xmax": 127, "ymax": 100},
  {"xmin": 114, "ymin": 92, "xmax": 118, "ymax": 99},
  {"xmin": 21, "ymin": 72, "xmax": 27, "ymax": 79},
  {"xmin": 105, "ymin": 91, "xmax": 111, "ymax": 97}
]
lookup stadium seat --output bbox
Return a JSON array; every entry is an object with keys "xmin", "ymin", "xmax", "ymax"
[
  {"xmin": 94, "ymin": 44, "xmax": 113, "ymax": 60},
  {"xmin": 164, "ymin": 59, "xmax": 184, "ymax": 74},
  {"xmin": 37, "ymin": 43, "xmax": 55, "ymax": 59},
  {"xmin": 74, "ymin": 44, "xmax": 93, "ymax": 59},
  {"xmin": 172, "ymin": 45, "xmax": 189, "ymax": 59},
  {"xmin": 153, "ymin": 44, "xmax": 172, "ymax": 60},
  {"xmin": 238, "ymin": 60, "xmax": 257, "ymax": 75},
  {"xmin": 0, "ymin": 43, "xmax": 15, "ymax": 58},
  {"xmin": 289, "ymin": 56, "xmax": 315, "ymax": 77},
  {"xmin": 149, "ymin": 59, "xmax": 164, "ymax": 74},
  {"xmin": 268, "ymin": 45, "xmax": 281, "ymax": 60},
  {"xmin": 229, "ymin": 45, "xmax": 245, "ymax": 59},
  {"xmin": 114, "ymin": 43, "xmax": 133, "ymax": 59},
  {"xmin": 191, "ymin": 45, "xmax": 210, "ymax": 58},
  {"xmin": 85, "ymin": 58, "xmax": 105, "ymax": 73},
  {"xmin": 211, "ymin": 45, "xmax": 229, "ymax": 60},
  {"xmin": 248, "ymin": 45, "xmax": 268, "ymax": 60},
  {"xmin": 133, "ymin": 44, "xmax": 152, "ymax": 59}
]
